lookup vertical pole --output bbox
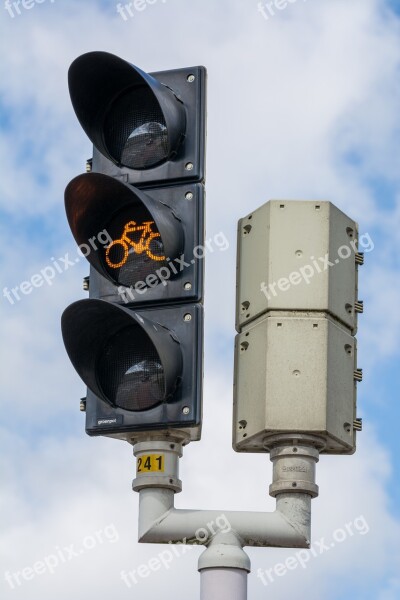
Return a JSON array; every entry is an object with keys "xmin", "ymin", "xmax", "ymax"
[
  {"xmin": 200, "ymin": 567, "xmax": 248, "ymax": 600},
  {"xmin": 198, "ymin": 534, "xmax": 250, "ymax": 600}
]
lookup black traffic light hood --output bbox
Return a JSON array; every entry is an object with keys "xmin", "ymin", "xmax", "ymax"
[
  {"xmin": 61, "ymin": 299, "xmax": 183, "ymax": 407},
  {"xmin": 65, "ymin": 172, "xmax": 184, "ymax": 285},
  {"xmin": 68, "ymin": 51, "xmax": 186, "ymax": 168}
]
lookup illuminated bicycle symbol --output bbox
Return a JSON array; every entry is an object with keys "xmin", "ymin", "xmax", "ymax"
[{"xmin": 105, "ymin": 220, "xmax": 165, "ymax": 269}]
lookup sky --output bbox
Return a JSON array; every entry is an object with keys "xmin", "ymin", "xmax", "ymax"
[{"xmin": 1, "ymin": 0, "xmax": 400, "ymax": 598}]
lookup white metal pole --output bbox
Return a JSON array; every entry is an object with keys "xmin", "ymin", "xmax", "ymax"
[
  {"xmin": 198, "ymin": 533, "xmax": 250, "ymax": 600},
  {"xmin": 200, "ymin": 567, "xmax": 247, "ymax": 600}
]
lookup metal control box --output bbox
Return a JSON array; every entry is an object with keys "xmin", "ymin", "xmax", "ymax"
[
  {"xmin": 233, "ymin": 313, "xmax": 358, "ymax": 454},
  {"xmin": 233, "ymin": 200, "xmax": 363, "ymax": 455},
  {"xmin": 236, "ymin": 201, "xmax": 361, "ymax": 334}
]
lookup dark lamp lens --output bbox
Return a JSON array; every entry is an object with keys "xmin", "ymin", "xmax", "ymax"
[
  {"xmin": 104, "ymin": 87, "xmax": 168, "ymax": 170},
  {"xmin": 97, "ymin": 326, "xmax": 165, "ymax": 411}
]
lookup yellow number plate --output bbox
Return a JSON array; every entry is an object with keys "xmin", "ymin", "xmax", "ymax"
[{"xmin": 137, "ymin": 454, "xmax": 165, "ymax": 473}]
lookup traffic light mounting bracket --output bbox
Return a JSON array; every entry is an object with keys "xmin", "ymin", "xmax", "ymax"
[{"xmin": 131, "ymin": 433, "xmax": 320, "ymax": 597}]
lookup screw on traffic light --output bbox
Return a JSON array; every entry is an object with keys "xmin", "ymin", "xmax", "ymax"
[{"xmin": 61, "ymin": 52, "xmax": 206, "ymax": 442}]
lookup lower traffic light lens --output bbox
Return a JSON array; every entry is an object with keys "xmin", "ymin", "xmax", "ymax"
[
  {"xmin": 104, "ymin": 87, "xmax": 168, "ymax": 170},
  {"xmin": 97, "ymin": 326, "xmax": 165, "ymax": 411}
]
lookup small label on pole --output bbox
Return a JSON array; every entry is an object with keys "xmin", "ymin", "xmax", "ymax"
[{"xmin": 137, "ymin": 454, "xmax": 165, "ymax": 473}]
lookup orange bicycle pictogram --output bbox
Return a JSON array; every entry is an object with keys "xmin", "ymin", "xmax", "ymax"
[{"xmin": 105, "ymin": 220, "xmax": 165, "ymax": 269}]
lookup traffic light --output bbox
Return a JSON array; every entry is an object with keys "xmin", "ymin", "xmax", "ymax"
[{"xmin": 62, "ymin": 52, "xmax": 206, "ymax": 442}]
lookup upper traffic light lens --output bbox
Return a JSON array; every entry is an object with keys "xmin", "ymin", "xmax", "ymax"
[
  {"xmin": 68, "ymin": 52, "xmax": 189, "ymax": 177},
  {"xmin": 104, "ymin": 87, "xmax": 168, "ymax": 170},
  {"xmin": 104, "ymin": 204, "xmax": 167, "ymax": 288},
  {"xmin": 97, "ymin": 326, "xmax": 164, "ymax": 411}
]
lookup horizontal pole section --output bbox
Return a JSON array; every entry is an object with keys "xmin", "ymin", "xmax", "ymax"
[{"xmin": 138, "ymin": 488, "xmax": 311, "ymax": 548}]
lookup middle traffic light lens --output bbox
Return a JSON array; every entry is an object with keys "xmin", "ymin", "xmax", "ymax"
[
  {"xmin": 104, "ymin": 87, "xmax": 168, "ymax": 170},
  {"xmin": 97, "ymin": 326, "xmax": 165, "ymax": 411},
  {"xmin": 104, "ymin": 205, "xmax": 168, "ymax": 288}
]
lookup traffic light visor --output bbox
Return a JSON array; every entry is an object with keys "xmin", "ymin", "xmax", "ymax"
[
  {"xmin": 65, "ymin": 173, "xmax": 184, "ymax": 288},
  {"xmin": 61, "ymin": 300, "xmax": 183, "ymax": 411},
  {"xmin": 68, "ymin": 51, "xmax": 186, "ymax": 169}
]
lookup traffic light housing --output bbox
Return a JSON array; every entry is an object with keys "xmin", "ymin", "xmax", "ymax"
[
  {"xmin": 68, "ymin": 51, "xmax": 206, "ymax": 186},
  {"xmin": 62, "ymin": 52, "xmax": 206, "ymax": 443},
  {"xmin": 62, "ymin": 301, "xmax": 202, "ymax": 436},
  {"xmin": 64, "ymin": 174, "xmax": 204, "ymax": 305}
]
